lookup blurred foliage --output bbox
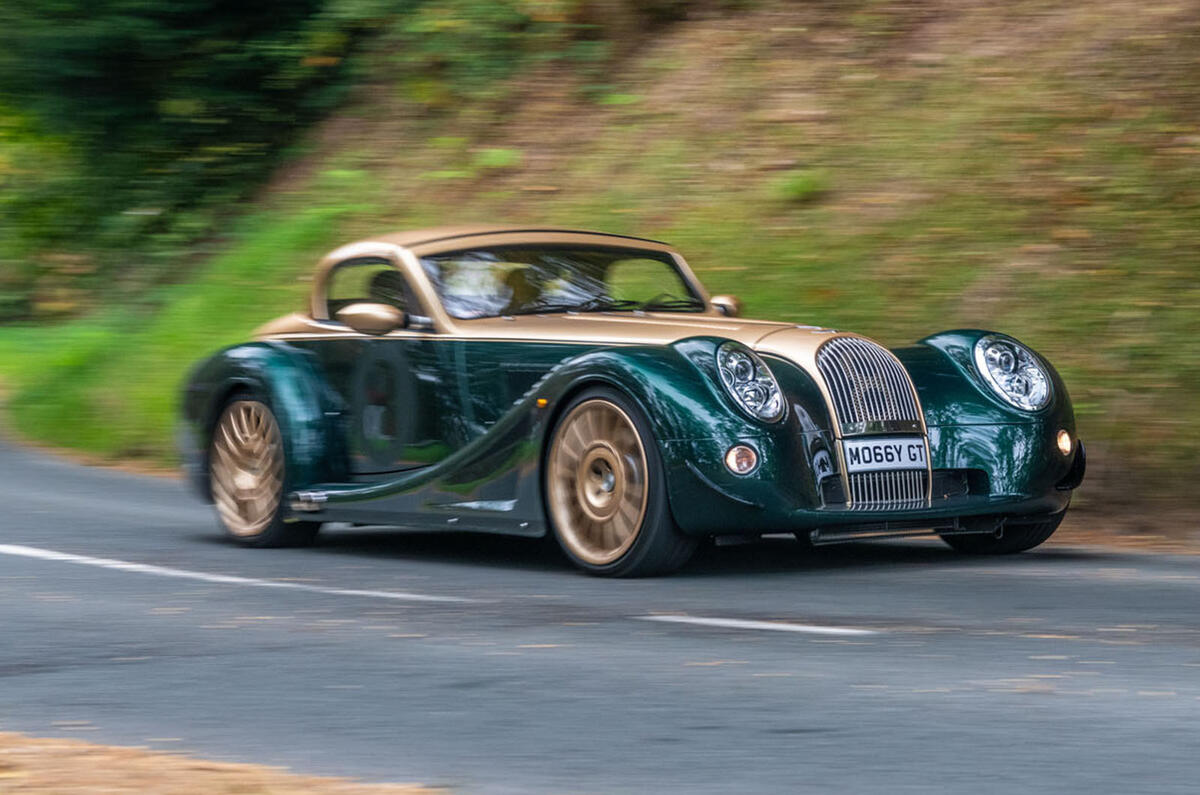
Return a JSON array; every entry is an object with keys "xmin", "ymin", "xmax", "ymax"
[
  {"xmin": 0, "ymin": 0, "xmax": 392, "ymax": 317},
  {"xmin": 2, "ymin": 0, "xmax": 1200, "ymax": 514},
  {"xmin": 389, "ymin": 0, "xmax": 548, "ymax": 105},
  {"xmin": 0, "ymin": 0, "xmax": 686, "ymax": 319}
]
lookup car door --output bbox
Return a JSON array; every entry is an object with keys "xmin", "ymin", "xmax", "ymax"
[{"xmin": 294, "ymin": 258, "xmax": 459, "ymax": 474}]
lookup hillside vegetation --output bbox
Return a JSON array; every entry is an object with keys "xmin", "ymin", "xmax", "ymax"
[{"xmin": 2, "ymin": 0, "xmax": 1199, "ymax": 513}]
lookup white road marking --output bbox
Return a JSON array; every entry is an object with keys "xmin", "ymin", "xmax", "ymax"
[
  {"xmin": 0, "ymin": 544, "xmax": 474, "ymax": 603},
  {"xmin": 635, "ymin": 615, "xmax": 877, "ymax": 636}
]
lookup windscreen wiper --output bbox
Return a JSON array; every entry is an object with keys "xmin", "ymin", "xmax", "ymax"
[
  {"xmin": 516, "ymin": 298, "xmax": 642, "ymax": 314},
  {"xmin": 574, "ymin": 298, "xmax": 642, "ymax": 312},
  {"xmin": 639, "ymin": 296, "xmax": 705, "ymax": 311},
  {"xmin": 515, "ymin": 302, "xmax": 580, "ymax": 314}
]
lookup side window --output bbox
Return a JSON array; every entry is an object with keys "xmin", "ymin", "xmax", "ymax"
[
  {"xmin": 327, "ymin": 260, "xmax": 413, "ymax": 319},
  {"xmin": 606, "ymin": 257, "xmax": 688, "ymax": 303}
]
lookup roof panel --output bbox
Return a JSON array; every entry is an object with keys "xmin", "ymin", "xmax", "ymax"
[{"xmin": 364, "ymin": 225, "xmax": 671, "ymax": 249}]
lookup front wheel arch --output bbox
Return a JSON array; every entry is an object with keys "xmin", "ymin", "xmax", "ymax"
[
  {"xmin": 540, "ymin": 376, "xmax": 633, "ymax": 454},
  {"xmin": 541, "ymin": 384, "xmax": 696, "ymax": 577},
  {"xmin": 538, "ymin": 376, "xmax": 670, "ymax": 525}
]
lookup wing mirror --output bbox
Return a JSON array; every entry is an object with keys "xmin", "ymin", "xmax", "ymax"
[
  {"xmin": 336, "ymin": 302, "xmax": 406, "ymax": 335},
  {"xmin": 710, "ymin": 295, "xmax": 742, "ymax": 317}
]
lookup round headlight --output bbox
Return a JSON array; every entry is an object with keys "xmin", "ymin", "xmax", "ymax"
[
  {"xmin": 973, "ymin": 335, "xmax": 1051, "ymax": 411},
  {"xmin": 716, "ymin": 342, "xmax": 784, "ymax": 422}
]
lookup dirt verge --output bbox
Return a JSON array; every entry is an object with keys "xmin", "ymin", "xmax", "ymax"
[
  {"xmin": 1053, "ymin": 506, "xmax": 1200, "ymax": 555},
  {"xmin": 0, "ymin": 732, "xmax": 440, "ymax": 794}
]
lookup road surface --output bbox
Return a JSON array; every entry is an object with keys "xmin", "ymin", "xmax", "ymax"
[{"xmin": 1, "ymin": 441, "xmax": 1197, "ymax": 793}]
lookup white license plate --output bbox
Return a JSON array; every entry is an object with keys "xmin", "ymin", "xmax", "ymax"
[{"xmin": 843, "ymin": 437, "xmax": 927, "ymax": 473}]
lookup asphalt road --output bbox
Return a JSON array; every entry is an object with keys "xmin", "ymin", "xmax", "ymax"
[{"xmin": 1, "ymin": 440, "xmax": 1198, "ymax": 794}]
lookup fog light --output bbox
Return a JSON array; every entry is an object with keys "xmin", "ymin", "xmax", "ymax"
[
  {"xmin": 724, "ymin": 444, "xmax": 758, "ymax": 475},
  {"xmin": 1057, "ymin": 429, "xmax": 1072, "ymax": 456}
]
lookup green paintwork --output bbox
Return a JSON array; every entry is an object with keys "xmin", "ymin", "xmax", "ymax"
[
  {"xmin": 180, "ymin": 326, "xmax": 1082, "ymax": 538},
  {"xmin": 180, "ymin": 342, "xmax": 345, "ymax": 498}
]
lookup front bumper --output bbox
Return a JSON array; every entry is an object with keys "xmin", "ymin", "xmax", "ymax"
[{"xmin": 661, "ymin": 425, "xmax": 1084, "ymax": 536}]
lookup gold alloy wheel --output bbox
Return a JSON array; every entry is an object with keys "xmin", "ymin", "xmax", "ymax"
[
  {"xmin": 210, "ymin": 400, "xmax": 284, "ymax": 538},
  {"xmin": 547, "ymin": 398, "xmax": 649, "ymax": 566}
]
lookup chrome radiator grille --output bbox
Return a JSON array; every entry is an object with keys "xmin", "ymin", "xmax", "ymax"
[
  {"xmin": 816, "ymin": 337, "xmax": 922, "ymax": 429},
  {"xmin": 848, "ymin": 470, "xmax": 928, "ymax": 510},
  {"xmin": 818, "ymin": 336, "xmax": 930, "ymax": 508}
]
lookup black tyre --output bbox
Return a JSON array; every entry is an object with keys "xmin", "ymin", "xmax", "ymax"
[
  {"xmin": 544, "ymin": 386, "xmax": 696, "ymax": 577},
  {"xmin": 941, "ymin": 512, "xmax": 1065, "ymax": 555},
  {"xmin": 209, "ymin": 397, "xmax": 321, "ymax": 548}
]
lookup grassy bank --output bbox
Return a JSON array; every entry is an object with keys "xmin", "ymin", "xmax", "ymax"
[{"xmin": 2, "ymin": 0, "xmax": 1199, "ymax": 510}]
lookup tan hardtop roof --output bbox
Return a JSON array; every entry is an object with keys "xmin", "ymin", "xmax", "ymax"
[
  {"xmin": 310, "ymin": 225, "xmax": 687, "ymax": 322},
  {"xmin": 365, "ymin": 225, "xmax": 671, "ymax": 249}
]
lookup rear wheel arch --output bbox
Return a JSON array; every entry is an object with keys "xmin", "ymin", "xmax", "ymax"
[
  {"xmin": 197, "ymin": 380, "xmax": 258, "ymax": 500},
  {"xmin": 208, "ymin": 395, "xmax": 321, "ymax": 548},
  {"xmin": 197, "ymin": 348, "xmax": 337, "ymax": 500}
]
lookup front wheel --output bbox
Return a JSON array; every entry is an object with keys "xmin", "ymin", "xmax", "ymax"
[
  {"xmin": 941, "ymin": 512, "xmax": 1065, "ymax": 555},
  {"xmin": 545, "ymin": 387, "xmax": 695, "ymax": 577},
  {"xmin": 209, "ymin": 397, "xmax": 321, "ymax": 547}
]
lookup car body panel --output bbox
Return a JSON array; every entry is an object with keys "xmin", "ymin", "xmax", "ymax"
[
  {"xmin": 180, "ymin": 341, "xmax": 344, "ymax": 500},
  {"xmin": 180, "ymin": 226, "xmax": 1084, "ymax": 543}
]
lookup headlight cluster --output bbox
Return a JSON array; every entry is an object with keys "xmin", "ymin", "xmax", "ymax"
[
  {"xmin": 973, "ymin": 335, "xmax": 1051, "ymax": 411},
  {"xmin": 716, "ymin": 342, "xmax": 784, "ymax": 422}
]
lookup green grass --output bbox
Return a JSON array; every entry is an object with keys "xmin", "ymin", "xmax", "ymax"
[
  {"xmin": 767, "ymin": 169, "xmax": 830, "ymax": 205},
  {"xmin": 1, "ymin": 0, "xmax": 1198, "ymax": 508},
  {"xmin": 0, "ymin": 203, "xmax": 355, "ymax": 458}
]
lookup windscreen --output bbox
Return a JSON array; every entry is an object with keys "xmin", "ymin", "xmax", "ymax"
[{"xmin": 420, "ymin": 245, "xmax": 704, "ymax": 320}]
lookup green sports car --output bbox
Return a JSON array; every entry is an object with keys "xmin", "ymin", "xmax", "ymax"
[{"xmin": 180, "ymin": 226, "xmax": 1086, "ymax": 576}]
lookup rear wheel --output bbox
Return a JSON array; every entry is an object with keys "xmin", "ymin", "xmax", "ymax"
[
  {"xmin": 545, "ymin": 387, "xmax": 695, "ymax": 577},
  {"xmin": 210, "ymin": 398, "xmax": 321, "ymax": 547},
  {"xmin": 941, "ymin": 512, "xmax": 1065, "ymax": 554}
]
